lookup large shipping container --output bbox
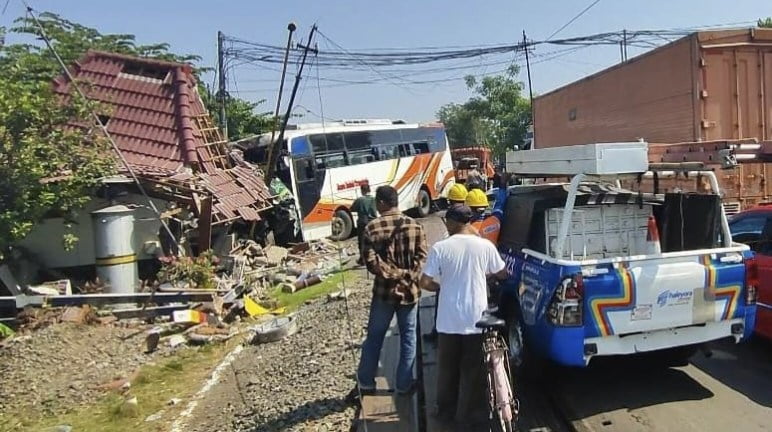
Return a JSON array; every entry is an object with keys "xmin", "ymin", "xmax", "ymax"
[
  {"xmin": 533, "ymin": 28, "xmax": 772, "ymax": 212},
  {"xmin": 534, "ymin": 28, "xmax": 772, "ymax": 148}
]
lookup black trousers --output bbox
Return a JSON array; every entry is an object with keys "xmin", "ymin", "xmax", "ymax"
[
  {"xmin": 357, "ymin": 224, "xmax": 366, "ymax": 260},
  {"xmin": 436, "ymin": 333, "xmax": 487, "ymax": 422}
]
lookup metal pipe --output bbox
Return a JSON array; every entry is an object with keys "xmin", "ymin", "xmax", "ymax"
[
  {"xmin": 266, "ymin": 25, "xmax": 318, "ymax": 183},
  {"xmin": 554, "ymin": 173, "xmax": 584, "ymax": 258},
  {"xmin": 271, "ymin": 22, "xmax": 297, "ymax": 141},
  {"xmin": 92, "ymin": 205, "xmax": 138, "ymax": 295},
  {"xmin": 6, "ymin": 292, "xmax": 216, "ymax": 309}
]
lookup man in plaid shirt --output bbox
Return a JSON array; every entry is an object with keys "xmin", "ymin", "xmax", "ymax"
[{"xmin": 356, "ymin": 185, "xmax": 428, "ymax": 395}]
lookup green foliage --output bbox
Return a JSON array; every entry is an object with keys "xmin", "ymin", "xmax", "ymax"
[
  {"xmin": 0, "ymin": 67, "xmax": 114, "ymax": 254},
  {"xmin": 157, "ymin": 250, "xmax": 220, "ymax": 289},
  {"xmin": 759, "ymin": 17, "xmax": 772, "ymax": 28},
  {"xmin": 437, "ymin": 65, "xmax": 531, "ymax": 158},
  {"xmin": 200, "ymin": 87, "xmax": 275, "ymax": 141}
]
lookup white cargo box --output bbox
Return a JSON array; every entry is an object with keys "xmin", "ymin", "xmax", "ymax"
[
  {"xmin": 506, "ymin": 142, "xmax": 649, "ymax": 176},
  {"xmin": 545, "ymin": 204, "xmax": 652, "ymax": 260}
]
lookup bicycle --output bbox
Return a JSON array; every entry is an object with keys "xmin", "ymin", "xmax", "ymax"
[{"xmin": 476, "ymin": 308, "xmax": 520, "ymax": 432}]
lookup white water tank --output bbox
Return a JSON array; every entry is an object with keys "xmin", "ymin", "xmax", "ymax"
[{"xmin": 91, "ymin": 205, "xmax": 138, "ymax": 294}]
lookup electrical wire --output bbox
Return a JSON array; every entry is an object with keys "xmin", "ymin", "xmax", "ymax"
[
  {"xmin": 313, "ymin": 50, "xmax": 370, "ymax": 431},
  {"xmin": 545, "ymin": 0, "xmax": 603, "ymax": 41}
]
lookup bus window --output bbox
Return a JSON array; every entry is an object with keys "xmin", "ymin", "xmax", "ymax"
[
  {"xmin": 316, "ymin": 152, "xmax": 347, "ymax": 169},
  {"xmin": 348, "ymin": 150, "xmax": 374, "ymax": 165},
  {"xmin": 344, "ymin": 131, "xmax": 372, "ymax": 151},
  {"xmin": 309, "ymin": 134, "xmax": 328, "ymax": 155},
  {"xmin": 294, "ymin": 158, "xmax": 315, "ymax": 182},
  {"xmin": 372, "ymin": 129, "xmax": 402, "ymax": 145},
  {"xmin": 378, "ymin": 144, "xmax": 399, "ymax": 160},
  {"xmin": 413, "ymin": 141, "xmax": 430, "ymax": 154},
  {"xmin": 309, "ymin": 133, "xmax": 345, "ymax": 154}
]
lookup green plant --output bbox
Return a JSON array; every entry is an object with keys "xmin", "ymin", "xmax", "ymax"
[{"xmin": 157, "ymin": 250, "xmax": 219, "ymax": 289}]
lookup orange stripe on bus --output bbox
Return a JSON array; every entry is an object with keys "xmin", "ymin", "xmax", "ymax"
[
  {"xmin": 393, "ymin": 157, "xmax": 424, "ymax": 191},
  {"xmin": 303, "ymin": 202, "xmax": 340, "ymax": 224},
  {"xmin": 425, "ymin": 154, "xmax": 441, "ymax": 197}
]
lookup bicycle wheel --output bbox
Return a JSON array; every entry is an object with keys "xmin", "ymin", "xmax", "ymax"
[{"xmin": 486, "ymin": 340, "xmax": 518, "ymax": 432}]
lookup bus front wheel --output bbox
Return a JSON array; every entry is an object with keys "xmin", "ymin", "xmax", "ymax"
[
  {"xmin": 416, "ymin": 189, "xmax": 432, "ymax": 218},
  {"xmin": 331, "ymin": 210, "xmax": 353, "ymax": 241}
]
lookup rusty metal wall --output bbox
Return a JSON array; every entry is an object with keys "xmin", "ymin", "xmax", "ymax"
[
  {"xmin": 534, "ymin": 29, "xmax": 772, "ymax": 149},
  {"xmin": 700, "ymin": 42, "xmax": 772, "ymax": 141},
  {"xmin": 533, "ymin": 37, "xmax": 696, "ymax": 148}
]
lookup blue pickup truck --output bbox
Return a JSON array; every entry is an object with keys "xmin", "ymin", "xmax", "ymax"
[{"xmin": 495, "ymin": 146, "xmax": 758, "ymax": 367}]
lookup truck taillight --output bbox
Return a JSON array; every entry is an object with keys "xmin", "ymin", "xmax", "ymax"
[
  {"xmin": 548, "ymin": 274, "xmax": 583, "ymax": 326},
  {"xmin": 745, "ymin": 257, "xmax": 759, "ymax": 305}
]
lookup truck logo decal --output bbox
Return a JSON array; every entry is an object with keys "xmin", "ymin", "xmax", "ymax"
[
  {"xmin": 701, "ymin": 255, "xmax": 741, "ymax": 321},
  {"xmin": 657, "ymin": 290, "xmax": 694, "ymax": 307},
  {"xmin": 589, "ymin": 266, "xmax": 636, "ymax": 337}
]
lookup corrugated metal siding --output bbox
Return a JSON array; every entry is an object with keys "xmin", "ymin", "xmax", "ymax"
[
  {"xmin": 534, "ymin": 29, "xmax": 772, "ymax": 148},
  {"xmin": 701, "ymin": 47, "xmax": 772, "ymax": 141},
  {"xmin": 534, "ymin": 37, "xmax": 696, "ymax": 148}
]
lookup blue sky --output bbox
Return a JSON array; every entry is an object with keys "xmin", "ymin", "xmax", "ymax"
[{"xmin": 3, "ymin": 0, "xmax": 769, "ymax": 122}]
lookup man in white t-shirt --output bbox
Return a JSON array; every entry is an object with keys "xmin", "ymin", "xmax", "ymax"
[{"xmin": 420, "ymin": 204, "xmax": 508, "ymax": 426}]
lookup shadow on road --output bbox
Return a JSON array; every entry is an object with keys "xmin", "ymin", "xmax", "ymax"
[
  {"xmin": 690, "ymin": 337, "xmax": 772, "ymax": 408},
  {"xmin": 244, "ymin": 396, "xmax": 351, "ymax": 432},
  {"xmin": 547, "ymin": 355, "xmax": 714, "ymax": 421}
]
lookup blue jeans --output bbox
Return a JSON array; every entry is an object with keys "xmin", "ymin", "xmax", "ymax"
[{"xmin": 357, "ymin": 296, "xmax": 418, "ymax": 392}]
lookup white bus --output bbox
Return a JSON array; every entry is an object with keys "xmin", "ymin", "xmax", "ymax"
[{"xmin": 257, "ymin": 119, "xmax": 456, "ymax": 241}]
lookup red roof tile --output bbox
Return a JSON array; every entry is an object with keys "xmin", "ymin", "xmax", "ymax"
[{"xmin": 55, "ymin": 51, "xmax": 273, "ymax": 223}]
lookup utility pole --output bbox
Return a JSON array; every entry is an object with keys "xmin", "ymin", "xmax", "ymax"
[
  {"xmin": 266, "ymin": 25, "xmax": 318, "ymax": 183},
  {"xmin": 217, "ymin": 31, "xmax": 228, "ymax": 140},
  {"xmin": 270, "ymin": 23, "xmax": 297, "ymax": 146},
  {"xmin": 523, "ymin": 30, "xmax": 535, "ymax": 145},
  {"xmin": 623, "ymin": 29, "xmax": 628, "ymax": 61}
]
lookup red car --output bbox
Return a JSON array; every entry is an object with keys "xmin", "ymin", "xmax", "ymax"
[{"xmin": 729, "ymin": 205, "xmax": 772, "ymax": 340}]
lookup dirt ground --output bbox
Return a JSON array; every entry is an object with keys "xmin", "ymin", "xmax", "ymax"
[
  {"xmin": 0, "ymin": 321, "xmax": 179, "ymax": 422},
  {"xmin": 183, "ymin": 269, "xmax": 372, "ymax": 432}
]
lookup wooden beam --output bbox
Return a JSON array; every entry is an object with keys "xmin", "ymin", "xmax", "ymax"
[{"xmin": 198, "ymin": 195, "xmax": 213, "ymax": 251}]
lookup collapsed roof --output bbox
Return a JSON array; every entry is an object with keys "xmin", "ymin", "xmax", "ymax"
[{"xmin": 53, "ymin": 51, "xmax": 272, "ymax": 224}]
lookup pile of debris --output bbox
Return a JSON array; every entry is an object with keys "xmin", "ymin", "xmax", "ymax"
[{"xmin": 1, "ymin": 238, "xmax": 357, "ymax": 345}]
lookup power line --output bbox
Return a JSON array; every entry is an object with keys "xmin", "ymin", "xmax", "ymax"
[{"xmin": 545, "ymin": 0, "xmax": 603, "ymax": 41}]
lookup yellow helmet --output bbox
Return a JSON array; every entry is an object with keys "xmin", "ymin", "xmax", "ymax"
[
  {"xmin": 465, "ymin": 188, "xmax": 489, "ymax": 208},
  {"xmin": 447, "ymin": 183, "xmax": 468, "ymax": 203}
]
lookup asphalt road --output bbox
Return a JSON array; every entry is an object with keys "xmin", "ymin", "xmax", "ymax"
[{"xmin": 417, "ymin": 213, "xmax": 772, "ymax": 432}]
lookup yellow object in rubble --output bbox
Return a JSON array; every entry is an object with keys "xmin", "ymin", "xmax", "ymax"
[{"xmin": 245, "ymin": 295, "xmax": 285, "ymax": 316}]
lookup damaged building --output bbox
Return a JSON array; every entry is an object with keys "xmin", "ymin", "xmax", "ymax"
[{"xmin": 11, "ymin": 51, "xmax": 275, "ymax": 289}]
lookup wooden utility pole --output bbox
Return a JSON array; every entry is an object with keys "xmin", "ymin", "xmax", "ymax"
[
  {"xmin": 217, "ymin": 31, "xmax": 228, "ymax": 139},
  {"xmin": 523, "ymin": 30, "xmax": 535, "ymax": 143},
  {"xmin": 268, "ymin": 23, "xmax": 298, "ymax": 156},
  {"xmin": 265, "ymin": 25, "xmax": 318, "ymax": 183}
]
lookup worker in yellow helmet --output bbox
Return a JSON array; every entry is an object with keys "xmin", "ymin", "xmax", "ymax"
[
  {"xmin": 465, "ymin": 177, "xmax": 510, "ymax": 244},
  {"xmin": 446, "ymin": 183, "xmax": 468, "ymax": 205}
]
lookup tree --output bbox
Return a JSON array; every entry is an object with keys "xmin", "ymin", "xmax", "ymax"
[
  {"xmin": 0, "ymin": 54, "xmax": 113, "ymax": 255},
  {"xmin": 759, "ymin": 18, "xmax": 772, "ymax": 28},
  {"xmin": 437, "ymin": 65, "xmax": 531, "ymax": 158}
]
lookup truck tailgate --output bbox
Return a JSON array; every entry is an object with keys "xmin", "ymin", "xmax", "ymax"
[{"xmin": 584, "ymin": 251, "xmax": 745, "ymax": 338}]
